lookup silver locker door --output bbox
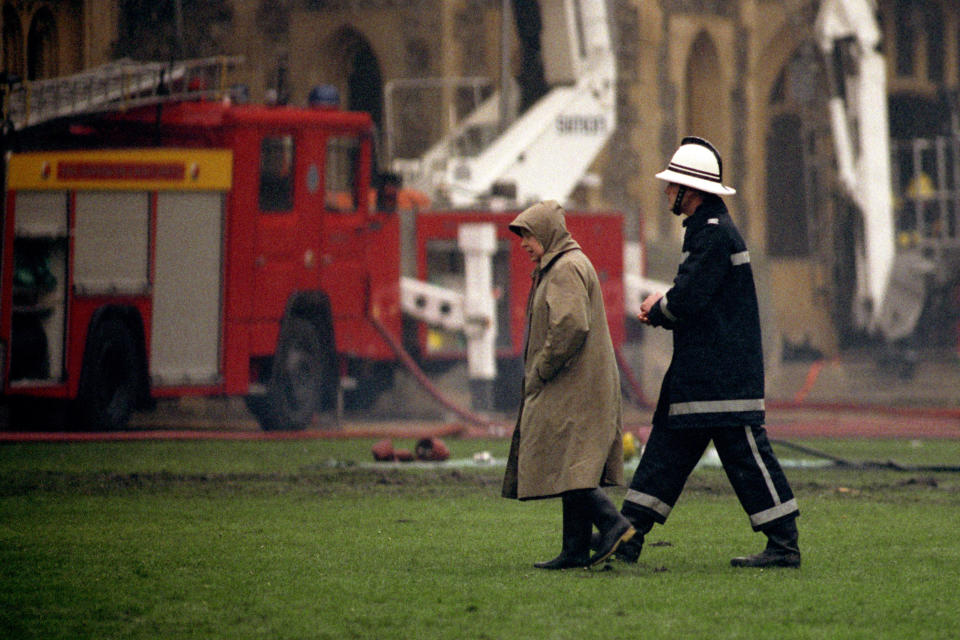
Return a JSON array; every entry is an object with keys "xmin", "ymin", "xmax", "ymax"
[
  {"xmin": 151, "ymin": 192, "xmax": 224, "ymax": 386},
  {"xmin": 74, "ymin": 192, "xmax": 150, "ymax": 295}
]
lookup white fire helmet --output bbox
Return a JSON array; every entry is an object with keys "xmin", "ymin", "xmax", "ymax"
[{"xmin": 655, "ymin": 136, "xmax": 736, "ymax": 195}]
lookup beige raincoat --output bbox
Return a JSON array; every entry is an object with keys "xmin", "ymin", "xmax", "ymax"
[{"xmin": 501, "ymin": 201, "xmax": 623, "ymax": 500}]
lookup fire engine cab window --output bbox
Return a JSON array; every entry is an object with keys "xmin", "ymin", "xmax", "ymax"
[
  {"xmin": 325, "ymin": 137, "xmax": 359, "ymax": 212},
  {"xmin": 259, "ymin": 136, "xmax": 295, "ymax": 212}
]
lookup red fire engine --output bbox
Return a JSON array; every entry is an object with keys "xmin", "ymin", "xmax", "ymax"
[{"xmin": 1, "ymin": 79, "xmax": 624, "ymax": 431}]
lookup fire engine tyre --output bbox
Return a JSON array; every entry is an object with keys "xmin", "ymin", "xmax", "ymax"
[
  {"xmin": 262, "ymin": 317, "xmax": 331, "ymax": 431},
  {"xmin": 75, "ymin": 312, "xmax": 141, "ymax": 431}
]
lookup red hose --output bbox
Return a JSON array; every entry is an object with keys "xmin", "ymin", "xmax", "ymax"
[
  {"xmin": 372, "ymin": 315, "xmax": 960, "ymax": 430},
  {"xmin": 788, "ymin": 358, "xmax": 829, "ymax": 405},
  {"xmin": 368, "ymin": 316, "xmax": 507, "ymax": 430}
]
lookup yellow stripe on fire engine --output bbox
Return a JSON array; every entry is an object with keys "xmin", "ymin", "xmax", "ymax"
[{"xmin": 7, "ymin": 149, "xmax": 233, "ymax": 191}]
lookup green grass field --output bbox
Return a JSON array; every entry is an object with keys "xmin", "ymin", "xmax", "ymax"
[{"xmin": 1, "ymin": 437, "xmax": 959, "ymax": 639}]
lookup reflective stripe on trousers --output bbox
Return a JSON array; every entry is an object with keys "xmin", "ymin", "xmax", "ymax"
[{"xmin": 622, "ymin": 424, "xmax": 798, "ymax": 530}]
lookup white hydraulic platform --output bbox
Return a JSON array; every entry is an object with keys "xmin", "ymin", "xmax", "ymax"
[
  {"xmin": 400, "ymin": 223, "xmax": 499, "ymax": 395},
  {"xmin": 389, "ymin": 0, "xmax": 616, "ymax": 208},
  {"xmin": 815, "ymin": 0, "xmax": 897, "ymax": 335}
]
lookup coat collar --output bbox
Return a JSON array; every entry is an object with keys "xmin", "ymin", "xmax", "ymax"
[{"xmin": 682, "ymin": 195, "xmax": 727, "ymax": 233}]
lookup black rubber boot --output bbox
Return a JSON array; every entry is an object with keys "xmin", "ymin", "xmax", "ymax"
[
  {"xmin": 585, "ymin": 489, "xmax": 636, "ymax": 566},
  {"xmin": 731, "ymin": 517, "xmax": 801, "ymax": 568},
  {"xmin": 614, "ymin": 514, "xmax": 653, "ymax": 563},
  {"xmin": 591, "ymin": 512, "xmax": 652, "ymax": 563},
  {"xmin": 534, "ymin": 491, "xmax": 591, "ymax": 570}
]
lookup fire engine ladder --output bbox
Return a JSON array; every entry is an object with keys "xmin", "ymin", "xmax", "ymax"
[{"xmin": 1, "ymin": 56, "xmax": 243, "ymax": 132}]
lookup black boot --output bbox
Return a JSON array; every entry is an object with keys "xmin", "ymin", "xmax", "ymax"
[
  {"xmin": 590, "ymin": 512, "xmax": 652, "ymax": 563},
  {"xmin": 534, "ymin": 491, "xmax": 591, "ymax": 570},
  {"xmin": 614, "ymin": 514, "xmax": 652, "ymax": 563},
  {"xmin": 731, "ymin": 517, "xmax": 801, "ymax": 568},
  {"xmin": 585, "ymin": 489, "xmax": 635, "ymax": 566}
]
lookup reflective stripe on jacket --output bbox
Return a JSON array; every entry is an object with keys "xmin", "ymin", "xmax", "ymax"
[{"xmin": 647, "ymin": 196, "xmax": 765, "ymax": 428}]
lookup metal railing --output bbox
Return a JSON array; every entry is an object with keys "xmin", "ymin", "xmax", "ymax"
[{"xmin": 892, "ymin": 135, "xmax": 960, "ymax": 248}]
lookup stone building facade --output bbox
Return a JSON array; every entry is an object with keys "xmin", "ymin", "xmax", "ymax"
[{"xmin": 3, "ymin": 0, "xmax": 960, "ymax": 358}]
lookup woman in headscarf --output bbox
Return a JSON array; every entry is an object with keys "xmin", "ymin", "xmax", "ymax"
[{"xmin": 501, "ymin": 200, "xmax": 634, "ymax": 569}]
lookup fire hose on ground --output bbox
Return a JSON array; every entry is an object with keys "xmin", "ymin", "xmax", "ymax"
[{"xmin": 373, "ymin": 317, "xmax": 960, "ymax": 470}]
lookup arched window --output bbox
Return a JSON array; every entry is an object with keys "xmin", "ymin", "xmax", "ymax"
[
  {"xmin": 3, "ymin": 3, "xmax": 24, "ymax": 78},
  {"xmin": 766, "ymin": 113, "xmax": 808, "ymax": 256},
  {"xmin": 685, "ymin": 32, "xmax": 723, "ymax": 146},
  {"xmin": 888, "ymin": 0, "xmax": 945, "ymax": 83},
  {"xmin": 681, "ymin": 31, "xmax": 734, "ymax": 237},
  {"xmin": 345, "ymin": 37, "xmax": 383, "ymax": 132},
  {"xmin": 324, "ymin": 28, "xmax": 384, "ymax": 133},
  {"xmin": 766, "ymin": 45, "xmax": 829, "ymax": 258},
  {"xmin": 26, "ymin": 6, "xmax": 57, "ymax": 80}
]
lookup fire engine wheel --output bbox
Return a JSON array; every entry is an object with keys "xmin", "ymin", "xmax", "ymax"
[
  {"xmin": 263, "ymin": 317, "xmax": 331, "ymax": 431},
  {"xmin": 76, "ymin": 314, "xmax": 139, "ymax": 431}
]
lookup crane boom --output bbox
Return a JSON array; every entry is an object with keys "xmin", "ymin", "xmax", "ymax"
[{"xmin": 815, "ymin": 0, "xmax": 900, "ymax": 335}]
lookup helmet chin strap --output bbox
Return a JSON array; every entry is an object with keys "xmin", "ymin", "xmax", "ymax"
[{"xmin": 671, "ymin": 185, "xmax": 687, "ymax": 216}]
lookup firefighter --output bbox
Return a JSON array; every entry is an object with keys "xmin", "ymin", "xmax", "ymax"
[
  {"xmin": 617, "ymin": 137, "xmax": 801, "ymax": 568},
  {"xmin": 502, "ymin": 200, "xmax": 634, "ymax": 569}
]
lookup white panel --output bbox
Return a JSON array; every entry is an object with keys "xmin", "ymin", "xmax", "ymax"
[
  {"xmin": 151, "ymin": 192, "xmax": 223, "ymax": 385},
  {"xmin": 14, "ymin": 191, "xmax": 68, "ymax": 237},
  {"xmin": 11, "ymin": 192, "xmax": 68, "ymax": 382},
  {"xmin": 74, "ymin": 192, "xmax": 150, "ymax": 294}
]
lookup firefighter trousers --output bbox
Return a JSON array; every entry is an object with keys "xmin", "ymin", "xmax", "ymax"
[{"xmin": 622, "ymin": 424, "xmax": 799, "ymax": 531}]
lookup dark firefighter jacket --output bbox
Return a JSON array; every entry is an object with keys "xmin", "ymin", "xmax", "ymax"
[{"xmin": 646, "ymin": 196, "xmax": 765, "ymax": 429}]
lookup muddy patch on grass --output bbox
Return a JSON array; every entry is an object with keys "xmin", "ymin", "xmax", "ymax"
[{"xmin": 0, "ymin": 467, "xmax": 503, "ymax": 497}]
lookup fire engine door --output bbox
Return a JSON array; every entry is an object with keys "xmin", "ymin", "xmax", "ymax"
[
  {"xmin": 317, "ymin": 135, "xmax": 367, "ymax": 324},
  {"xmin": 252, "ymin": 134, "xmax": 320, "ymax": 322},
  {"xmin": 251, "ymin": 133, "xmax": 367, "ymax": 326}
]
